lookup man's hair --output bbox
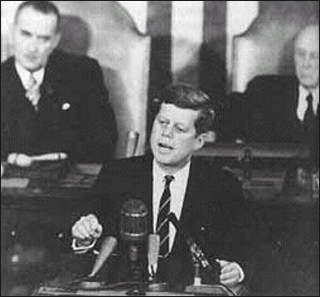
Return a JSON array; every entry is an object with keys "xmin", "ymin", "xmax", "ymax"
[
  {"xmin": 15, "ymin": 1, "xmax": 61, "ymax": 32},
  {"xmin": 152, "ymin": 83, "xmax": 215, "ymax": 135},
  {"xmin": 294, "ymin": 22, "xmax": 319, "ymax": 48}
]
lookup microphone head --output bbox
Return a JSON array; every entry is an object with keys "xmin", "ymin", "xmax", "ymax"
[{"xmin": 120, "ymin": 199, "xmax": 148, "ymax": 242}]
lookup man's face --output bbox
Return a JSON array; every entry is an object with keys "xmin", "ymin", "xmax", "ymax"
[
  {"xmin": 294, "ymin": 26, "xmax": 319, "ymax": 90},
  {"xmin": 150, "ymin": 103, "xmax": 205, "ymax": 172},
  {"xmin": 13, "ymin": 7, "xmax": 60, "ymax": 71}
]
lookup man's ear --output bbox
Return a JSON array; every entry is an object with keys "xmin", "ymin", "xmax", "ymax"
[
  {"xmin": 53, "ymin": 32, "xmax": 61, "ymax": 49},
  {"xmin": 194, "ymin": 133, "xmax": 207, "ymax": 150}
]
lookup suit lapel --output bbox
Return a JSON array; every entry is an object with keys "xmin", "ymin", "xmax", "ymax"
[
  {"xmin": 7, "ymin": 58, "xmax": 26, "ymax": 104},
  {"xmin": 3, "ymin": 58, "xmax": 34, "ymax": 118},
  {"xmin": 41, "ymin": 54, "xmax": 60, "ymax": 103},
  {"xmin": 179, "ymin": 159, "xmax": 198, "ymax": 226},
  {"xmin": 293, "ymin": 77, "xmax": 299, "ymax": 113},
  {"xmin": 171, "ymin": 158, "xmax": 203, "ymax": 253},
  {"xmin": 286, "ymin": 76, "xmax": 299, "ymax": 121}
]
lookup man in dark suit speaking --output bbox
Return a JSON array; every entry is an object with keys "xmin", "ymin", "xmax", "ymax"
[
  {"xmin": 71, "ymin": 84, "xmax": 253, "ymax": 290},
  {"xmin": 1, "ymin": 1, "xmax": 117, "ymax": 163}
]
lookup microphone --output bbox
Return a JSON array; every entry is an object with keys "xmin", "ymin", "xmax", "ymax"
[
  {"xmin": 88, "ymin": 236, "xmax": 117, "ymax": 278},
  {"xmin": 146, "ymin": 234, "xmax": 170, "ymax": 293},
  {"xmin": 125, "ymin": 131, "xmax": 139, "ymax": 158},
  {"xmin": 147, "ymin": 234, "xmax": 160, "ymax": 281},
  {"xmin": 120, "ymin": 199, "xmax": 149, "ymax": 282},
  {"xmin": 167, "ymin": 212, "xmax": 217, "ymax": 279},
  {"xmin": 7, "ymin": 152, "xmax": 68, "ymax": 167},
  {"xmin": 120, "ymin": 199, "xmax": 148, "ymax": 242}
]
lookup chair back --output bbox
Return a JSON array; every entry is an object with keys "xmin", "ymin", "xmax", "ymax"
[{"xmin": 56, "ymin": 2, "xmax": 151, "ymax": 158}]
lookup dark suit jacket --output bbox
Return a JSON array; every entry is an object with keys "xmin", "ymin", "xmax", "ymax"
[
  {"xmin": 1, "ymin": 50, "xmax": 117, "ymax": 162},
  {"xmin": 244, "ymin": 75, "xmax": 319, "ymax": 145},
  {"xmin": 90, "ymin": 155, "xmax": 253, "ymax": 288}
]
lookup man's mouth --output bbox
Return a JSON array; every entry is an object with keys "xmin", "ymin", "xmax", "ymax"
[
  {"xmin": 25, "ymin": 55, "xmax": 39, "ymax": 62},
  {"xmin": 158, "ymin": 142, "xmax": 174, "ymax": 150}
]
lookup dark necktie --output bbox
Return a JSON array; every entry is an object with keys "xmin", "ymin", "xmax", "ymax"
[
  {"xmin": 303, "ymin": 93, "xmax": 315, "ymax": 129},
  {"xmin": 156, "ymin": 175, "xmax": 174, "ymax": 258}
]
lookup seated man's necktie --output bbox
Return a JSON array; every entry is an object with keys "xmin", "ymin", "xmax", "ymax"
[
  {"xmin": 25, "ymin": 71, "xmax": 41, "ymax": 111},
  {"xmin": 303, "ymin": 93, "xmax": 316, "ymax": 128},
  {"xmin": 156, "ymin": 175, "xmax": 174, "ymax": 258}
]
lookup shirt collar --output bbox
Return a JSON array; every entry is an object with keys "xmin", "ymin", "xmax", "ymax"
[
  {"xmin": 299, "ymin": 84, "xmax": 319, "ymax": 110},
  {"xmin": 153, "ymin": 159, "xmax": 191, "ymax": 183},
  {"xmin": 15, "ymin": 61, "xmax": 45, "ymax": 89}
]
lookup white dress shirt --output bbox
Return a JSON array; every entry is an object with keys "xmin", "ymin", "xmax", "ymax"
[
  {"xmin": 152, "ymin": 159, "xmax": 190, "ymax": 252},
  {"xmin": 15, "ymin": 62, "xmax": 45, "ymax": 90},
  {"xmin": 296, "ymin": 85, "xmax": 319, "ymax": 121}
]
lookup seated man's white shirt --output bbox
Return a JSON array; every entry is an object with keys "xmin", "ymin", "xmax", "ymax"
[
  {"xmin": 297, "ymin": 85, "xmax": 319, "ymax": 121},
  {"xmin": 15, "ymin": 62, "xmax": 45, "ymax": 89}
]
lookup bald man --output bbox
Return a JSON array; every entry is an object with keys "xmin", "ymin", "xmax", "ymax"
[{"xmin": 239, "ymin": 24, "xmax": 319, "ymax": 160}]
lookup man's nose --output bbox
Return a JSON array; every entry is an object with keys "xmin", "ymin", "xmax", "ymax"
[
  {"xmin": 302, "ymin": 54, "xmax": 312, "ymax": 68},
  {"xmin": 27, "ymin": 37, "xmax": 39, "ymax": 53},
  {"xmin": 161, "ymin": 126, "xmax": 173, "ymax": 137}
]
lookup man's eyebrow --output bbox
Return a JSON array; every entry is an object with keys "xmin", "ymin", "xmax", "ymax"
[
  {"xmin": 37, "ymin": 34, "xmax": 52, "ymax": 39},
  {"xmin": 20, "ymin": 29, "xmax": 52, "ymax": 39},
  {"xmin": 20, "ymin": 29, "xmax": 31, "ymax": 35}
]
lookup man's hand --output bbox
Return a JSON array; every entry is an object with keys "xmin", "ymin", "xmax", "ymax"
[
  {"xmin": 72, "ymin": 214, "xmax": 103, "ymax": 247},
  {"xmin": 217, "ymin": 259, "xmax": 244, "ymax": 286}
]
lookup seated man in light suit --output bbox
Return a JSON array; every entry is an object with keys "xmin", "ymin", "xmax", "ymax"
[
  {"xmin": 239, "ymin": 24, "xmax": 319, "ymax": 164},
  {"xmin": 1, "ymin": 1, "xmax": 117, "ymax": 163},
  {"xmin": 71, "ymin": 84, "xmax": 253, "ymax": 290}
]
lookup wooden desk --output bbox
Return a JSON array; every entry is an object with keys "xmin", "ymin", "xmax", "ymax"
[
  {"xmin": 33, "ymin": 283, "xmax": 245, "ymax": 296},
  {"xmin": 1, "ymin": 162, "xmax": 103, "ymax": 296},
  {"xmin": 194, "ymin": 142, "xmax": 310, "ymax": 159},
  {"xmin": 1, "ymin": 162, "xmax": 102, "ymax": 243},
  {"xmin": 194, "ymin": 142, "xmax": 317, "ymax": 202}
]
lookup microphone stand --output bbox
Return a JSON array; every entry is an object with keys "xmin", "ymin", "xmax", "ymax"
[
  {"xmin": 126, "ymin": 243, "xmax": 146, "ymax": 296},
  {"xmin": 120, "ymin": 199, "xmax": 149, "ymax": 296},
  {"xmin": 167, "ymin": 213, "xmax": 217, "ymax": 279},
  {"xmin": 167, "ymin": 213, "xmax": 235, "ymax": 295}
]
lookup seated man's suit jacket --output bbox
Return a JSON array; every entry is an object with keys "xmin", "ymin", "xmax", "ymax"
[
  {"xmin": 244, "ymin": 75, "xmax": 319, "ymax": 145},
  {"xmin": 90, "ymin": 154, "xmax": 253, "ymax": 288},
  {"xmin": 1, "ymin": 50, "xmax": 117, "ymax": 162}
]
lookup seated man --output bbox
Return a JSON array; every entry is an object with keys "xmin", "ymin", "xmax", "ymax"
[
  {"xmin": 246, "ymin": 24, "xmax": 318, "ymax": 144},
  {"xmin": 71, "ymin": 84, "xmax": 253, "ymax": 290},
  {"xmin": 222, "ymin": 23, "xmax": 319, "ymax": 166},
  {"xmin": 1, "ymin": 1, "xmax": 117, "ymax": 163}
]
